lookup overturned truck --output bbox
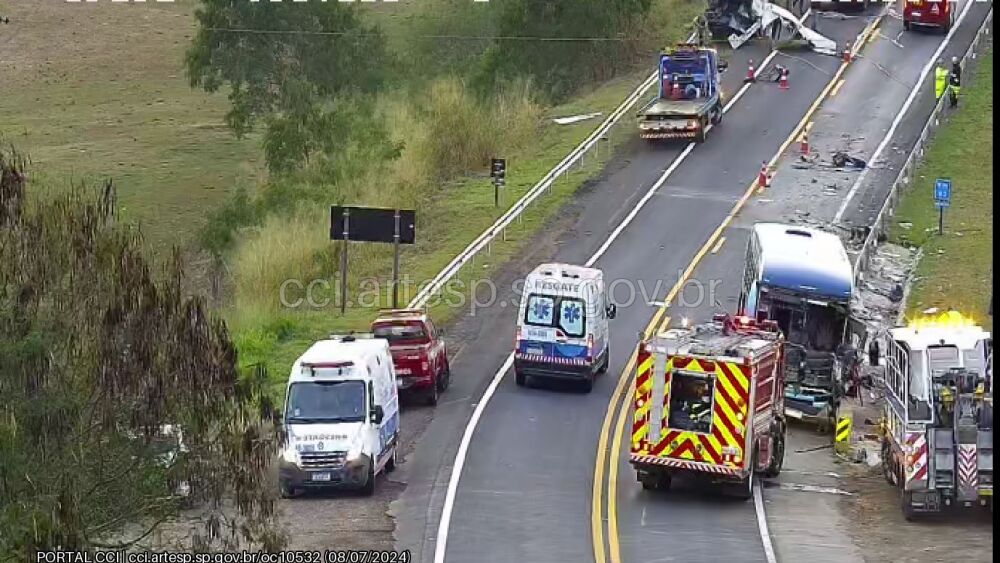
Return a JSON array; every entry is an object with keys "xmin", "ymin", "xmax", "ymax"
[{"xmin": 701, "ymin": 0, "xmax": 835, "ymax": 54}]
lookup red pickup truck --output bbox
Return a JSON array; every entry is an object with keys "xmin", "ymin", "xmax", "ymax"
[{"xmin": 371, "ymin": 309, "xmax": 451, "ymax": 405}]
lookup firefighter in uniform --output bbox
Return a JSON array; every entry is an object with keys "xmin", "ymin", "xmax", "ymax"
[{"xmin": 934, "ymin": 59, "xmax": 949, "ymax": 101}]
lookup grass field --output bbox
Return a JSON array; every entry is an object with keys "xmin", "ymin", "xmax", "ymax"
[
  {"xmin": 891, "ymin": 50, "xmax": 993, "ymax": 331},
  {"xmin": 0, "ymin": 1, "xmax": 263, "ymax": 253}
]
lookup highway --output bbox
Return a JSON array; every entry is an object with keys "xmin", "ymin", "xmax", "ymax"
[{"xmin": 388, "ymin": 2, "xmax": 994, "ymax": 563}]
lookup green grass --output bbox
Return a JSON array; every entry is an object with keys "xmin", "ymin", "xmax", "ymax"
[
  {"xmin": 0, "ymin": 1, "xmax": 263, "ymax": 253},
  {"xmin": 890, "ymin": 50, "xmax": 993, "ymax": 331}
]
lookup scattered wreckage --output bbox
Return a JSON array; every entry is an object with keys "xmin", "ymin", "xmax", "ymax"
[{"xmin": 700, "ymin": 0, "xmax": 838, "ymax": 54}]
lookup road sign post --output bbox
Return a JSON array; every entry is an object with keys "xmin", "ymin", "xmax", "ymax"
[
  {"xmin": 934, "ymin": 178, "xmax": 952, "ymax": 235},
  {"xmin": 393, "ymin": 210, "xmax": 401, "ymax": 309},
  {"xmin": 491, "ymin": 158, "xmax": 506, "ymax": 208},
  {"xmin": 331, "ymin": 206, "xmax": 416, "ymax": 314},
  {"xmin": 339, "ymin": 208, "xmax": 350, "ymax": 314}
]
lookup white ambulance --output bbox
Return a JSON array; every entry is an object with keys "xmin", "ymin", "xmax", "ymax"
[
  {"xmin": 514, "ymin": 263, "xmax": 616, "ymax": 392},
  {"xmin": 279, "ymin": 334, "xmax": 400, "ymax": 497}
]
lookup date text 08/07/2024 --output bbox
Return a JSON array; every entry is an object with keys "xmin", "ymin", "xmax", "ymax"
[{"xmin": 36, "ymin": 551, "xmax": 413, "ymax": 563}]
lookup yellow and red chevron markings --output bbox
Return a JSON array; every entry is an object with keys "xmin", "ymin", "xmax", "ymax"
[{"xmin": 631, "ymin": 347, "xmax": 751, "ymax": 469}]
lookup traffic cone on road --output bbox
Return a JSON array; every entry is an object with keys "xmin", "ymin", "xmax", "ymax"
[
  {"xmin": 800, "ymin": 132, "xmax": 810, "ymax": 156},
  {"xmin": 745, "ymin": 59, "xmax": 756, "ymax": 83},
  {"xmin": 779, "ymin": 68, "xmax": 789, "ymax": 90},
  {"xmin": 758, "ymin": 161, "xmax": 769, "ymax": 188},
  {"xmin": 842, "ymin": 42, "xmax": 853, "ymax": 63}
]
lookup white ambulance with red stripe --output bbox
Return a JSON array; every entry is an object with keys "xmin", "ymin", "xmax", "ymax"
[
  {"xmin": 513, "ymin": 263, "xmax": 617, "ymax": 392},
  {"xmin": 629, "ymin": 314, "xmax": 787, "ymax": 499},
  {"xmin": 873, "ymin": 311, "xmax": 993, "ymax": 518}
]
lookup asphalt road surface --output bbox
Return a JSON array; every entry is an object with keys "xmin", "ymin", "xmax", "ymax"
[{"xmin": 384, "ymin": 3, "xmax": 993, "ymax": 563}]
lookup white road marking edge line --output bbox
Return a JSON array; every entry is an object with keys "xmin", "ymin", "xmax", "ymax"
[
  {"xmin": 833, "ymin": 0, "xmax": 976, "ymax": 223},
  {"xmin": 754, "ymin": 479, "xmax": 779, "ymax": 563}
]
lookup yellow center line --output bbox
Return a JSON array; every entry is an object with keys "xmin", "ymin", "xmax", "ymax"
[
  {"xmin": 600, "ymin": 12, "xmax": 886, "ymax": 561},
  {"xmin": 710, "ymin": 236, "xmax": 726, "ymax": 254},
  {"xmin": 831, "ymin": 78, "xmax": 847, "ymax": 97}
]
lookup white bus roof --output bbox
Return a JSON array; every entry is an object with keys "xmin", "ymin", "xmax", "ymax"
[
  {"xmin": 752, "ymin": 223, "xmax": 854, "ymax": 301},
  {"xmin": 289, "ymin": 336, "xmax": 389, "ymax": 383}
]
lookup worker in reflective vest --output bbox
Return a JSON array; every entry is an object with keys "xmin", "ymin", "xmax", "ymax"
[{"xmin": 934, "ymin": 59, "xmax": 949, "ymax": 100}]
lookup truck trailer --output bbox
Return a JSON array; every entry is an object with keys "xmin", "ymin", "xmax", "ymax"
[
  {"xmin": 637, "ymin": 44, "xmax": 727, "ymax": 143},
  {"xmin": 874, "ymin": 311, "xmax": 993, "ymax": 519},
  {"xmin": 630, "ymin": 314, "xmax": 787, "ymax": 499}
]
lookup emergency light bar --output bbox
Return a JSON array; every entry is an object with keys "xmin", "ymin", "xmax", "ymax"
[
  {"xmin": 377, "ymin": 308, "xmax": 426, "ymax": 317},
  {"xmin": 301, "ymin": 361, "xmax": 355, "ymax": 377},
  {"xmin": 327, "ymin": 332, "xmax": 376, "ymax": 341}
]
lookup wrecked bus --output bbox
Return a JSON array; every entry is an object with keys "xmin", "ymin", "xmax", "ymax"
[{"xmin": 737, "ymin": 223, "xmax": 855, "ymax": 425}]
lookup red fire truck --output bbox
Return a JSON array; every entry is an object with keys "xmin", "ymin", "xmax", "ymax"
[
  {"xmin": 630, "ymin": 314, "xmax": 787, "ymax": 499},
  {"xmin": 903, "ymin": 0, "xmax": 956, "ymax": 33}
]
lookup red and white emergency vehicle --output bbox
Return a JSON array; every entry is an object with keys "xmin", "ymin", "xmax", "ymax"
[
  {"xmin": 874, "ymin": 311, "xmax": 993, "ymax": 519},
  {"xmin": 371, "ymin": 309, "xmax": 451, "ymax": 405},
  {"xmin": 903, "ymin": 0, "xmax": 956, "ymax": 33},
  {"xmin": 630, "ymin": 314, "xmax": 787, "ymax": 499}
]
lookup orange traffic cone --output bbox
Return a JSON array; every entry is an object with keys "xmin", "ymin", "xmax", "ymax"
[
  {"xmin": 842, "ymin": 42, "xmax": 853, "ymax": 63},
  {"xmin": 779, "ymin": 68, "xmax": 789, "ymax": 91},
  {"xmin": 758, "ymin": 161, "xmax": 769, "ymax": 188},
  {"xmin": 800, "ymin": 132, "xmax": 810, "ymax": 155},
  {"xmin": 745, "ymin": 59, "xmax": 756, "ymax": 83}
]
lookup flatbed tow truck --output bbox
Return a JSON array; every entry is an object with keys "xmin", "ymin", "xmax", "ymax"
[{"xmin": 637, "ymin": 44, "xmax": 727, "ymax": 143}]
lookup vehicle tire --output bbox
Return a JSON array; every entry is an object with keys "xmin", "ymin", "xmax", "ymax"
[
  {"xmin": 426, "ymin": 380, "xmax": 439, "ymax": 406},
  {"xmin": 640, "ymin": 471, "xmax": 669, "ymax": 490},
  {"xmin": 711, "ymin": 106, "xmax": 723, "ymax": 126},
  {"xmin": 901, "ymin": 490, "xmax": 917, "ymax": 521},
  {"xmin": 440, "ymin": 362, "xmax": 452, "ymax": 391},
  {"xmin": 581, "ymin": 372, "xmax": 595, "ymax": 393},
  {"xmin": 361, "ymin": 464, "xmax": 377, "ymax": 497},
  {"xmin": 279, "ymin": 480, "xmax": 297, "ymax": 499},
  {"xmin": 695, "ymin": 118, "xmax": 708, "ymax": 143},
  {"xmin": 598, "ymin": 349, "xmax": 610, "ymax": 374},
  {"xmin": 763, "ymin": 423, "xmax": 786, "ymax": 478},
  {"xmin": 515, "ymin": 370, "xmax": 527, "ymax": 387},
  {"xmin": 385, "ymin": 447, "xmax": 397, "ymax": 473}
]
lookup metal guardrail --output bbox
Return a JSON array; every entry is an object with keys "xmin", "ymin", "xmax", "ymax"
[
  {"xmin": 408, "ymin": 28, "xmax": 703, "ymax": 309},
  {"xmin": 853, "ymin": 8, "xmax": 994, "ymax": 281}
]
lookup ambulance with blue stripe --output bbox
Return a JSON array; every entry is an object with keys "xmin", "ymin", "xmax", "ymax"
[{"xmin": 513, "ymin": 263, "xmax": 617, "ymax": 392}]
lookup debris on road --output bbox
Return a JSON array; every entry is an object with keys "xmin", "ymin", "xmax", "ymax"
[
  {"xmin": 552, "ymin": 112, "xmax": 602, "ymax": 125},
  {"xmin": 702, "ymin": 0, "xmax": 837, "ymax": 54}
]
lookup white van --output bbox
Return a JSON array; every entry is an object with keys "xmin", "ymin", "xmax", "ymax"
[
  {"xmin": 279, "ymin": 334, "xmax": 400, "ymax": 497},
  {"xmin": 513, "ymin": 263, "xmax": 616, "ymax": 392}
]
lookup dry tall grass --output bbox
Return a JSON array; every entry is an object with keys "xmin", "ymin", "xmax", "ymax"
[{"xmin": 226, "ymin": 76, "xmax": 542, "ymax": 330}]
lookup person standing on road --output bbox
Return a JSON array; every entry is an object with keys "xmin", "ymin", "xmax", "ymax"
[
  {"xmin": 949, "ymin": 56, "xmax": 962, "ymax": 107},
  {"xmin": 935, "ymin": 59, "xmax": 949, "ymax": 100}
]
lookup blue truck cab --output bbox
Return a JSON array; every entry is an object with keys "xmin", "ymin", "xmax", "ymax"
[{"xmin": 637, "ymin": 44, "xmax": 727, "ymax": 143}]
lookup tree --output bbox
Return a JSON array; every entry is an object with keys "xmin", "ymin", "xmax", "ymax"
[
  {"xmin": 185, "ymin": 0, "xmax": 390, "ymax": 173},
  {"xmin": 0, "ymin": 149, "xmax": 285, "ymax": 557},
  {"xmin": 476, "ymin": 0, "xmax": 653, "ymax": 101}
]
